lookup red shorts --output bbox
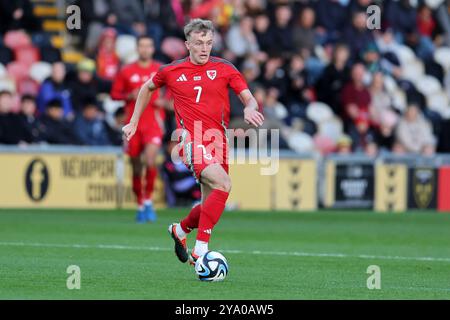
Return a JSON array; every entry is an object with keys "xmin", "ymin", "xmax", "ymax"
[
  {"xmin": 179, "ymin": 138, "xmax": 229, "ymax": 182},
  {"xmin": 125, "ymin": 124, "xmax": 162, "ymax": 158}
]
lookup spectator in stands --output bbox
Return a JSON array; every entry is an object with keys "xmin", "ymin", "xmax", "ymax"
[
  {"xmin": 386, "ymin": 0, "xmax": 418, "ymax": 38},
  {"xmin": 143, "ymin": 0, "xmax": 180, "ymax": 46},
  {"xmin": 260, "ymin": 55, "xmax": 288, "ymax": 102},
  {"xmin": 386, "ymin": 0, "xmax": 434, "ymax": 60},
  {"xmin": 341, "ymin": 63, "xmax": 371, "ymax": 129},
  {"xmin": 314, "ymin": 0, "xmax": 348, "ymax": 45},
  {"xmin": 374, "ymin": 28, "xmax": 402, "ymax": 78},
  {"xmin": 67, "ymin": 58, "xmax": 109, "ymax": 114},
  {"xmin": 241, "ymin": 57, "xmax": 262, "ymax": 88},
  {"xmin": 267, "ymin": 5, "xmax": 294, "ymax": 54},
  {"xmin": 161, "ymin": 140, "xmax": 201, "ymax": 207},
  {"xmin": 17, "ymin": 94, "xmax": 43, "ymax": 144},
  {"xmin": 285, "ymin": 54, "xmax": 312, "ymax": 120},
  {"xmin": 244, "ymin": 0, "xmax": 265, "ymax": 17},
  {"xmin": 395, "ymin": 104, "xmax": 436, "ymax": 156},
  {"xmin": 39, "ymin": 99, "xmax": 79, "ymax": 145},
  {"xmin": 347, "ymin": 113, "xmax": 378, "ymax": 156},
  {"xmin": 349, "ymin": 0, "xmax": 374, "ymax": 14},
  {"xmin": 293, "ymin": 6, "xmax": 324, "ymax": 84},
  {"xmin": 0, "ymin": 0, "xmax": 41, "ymax": 35},
  {"xmin": 96, "ymin": 28, "xmax": 120, "ymax": 82},
  {"xmin": 105, "ymin": 106, "xmax": 126, "ymax": 146},
  {"xmin": 374, "ymin": 110, "xmax": 398, "ymax": 153},
  {"xmin": 361, "ymin": 42, "xmax": 382, "ymax": 74},
  {"xmin": 72, "ymin": 98, "xmax": 111, "ymax": 146},
  {"xmin": 293, "ymin": 6, "xmax": 316, "ymax": 55},
  {"xmin": 254, "ymin": 11, "xmax": 272, "ymax": 53},
  {"xmin": 226, "ymin": 16, "xmax": 261, "ymax": 60},
  {"xmin": 336, "ymin": 134, "xmax": 352, "ymax": 154},
  {"xmin": 368, "ymin": 72, "xmax": 392, "ymax": 127},
  {"xmin": 73, "ymin": 0, "xmax": 115, "ymax": 54},
  {"xmin": 37, "ymin": 61, "xmax": 73, "ymax": 119},
  {"xmin": 110, "ymin": 0, "xmax": 146, "ymax": 36},
  {"xmin": 417, "ymin": 4, "xmax": 436, "ymax": 39},
  {"xmin": 0, "ymin": 90, "xmax": 24, "ymax": 145},
  {"xmin": 342, "ymin": 10, "xmax": 376, "ymax": 62},
  {"xmin": 316, "ymin": 43, "xmax": 350, "ymax": 115}
]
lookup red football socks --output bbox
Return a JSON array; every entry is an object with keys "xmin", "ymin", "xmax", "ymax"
[
  {"xmin": 180, "ymin": 203, "xmax": 202, "ymax": 233},
  {"xmin": 132, "ymin": 175, "xmax": 143, "ymax": 206},
  {"xmin": 197, "ymin": 189, "xmax": 229, "ymax": 242},
  {"xmin": 144, "ymin": 167, "xmax": 157, "ymax": 200}
]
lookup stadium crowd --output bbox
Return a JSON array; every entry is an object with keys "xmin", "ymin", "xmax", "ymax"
[{"xmin": 1, "ymin": 0, "xmax": 450, "ymax": 156}]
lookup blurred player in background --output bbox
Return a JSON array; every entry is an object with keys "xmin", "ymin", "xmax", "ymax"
[
  {"xmin": 111, "ymin": 35, "xmax": 165, "ymax": 223},
  {"xmin": 123, "ymin": 19, "xmax": 264, "ymax": 264}
]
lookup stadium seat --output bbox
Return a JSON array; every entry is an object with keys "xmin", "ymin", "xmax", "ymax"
[
  {"xmin": 318, "ymin": 117, "xmax": 343, "ymax": 143},
  {"xmin": 14, "ymin": 46, "xmax": 41, "ymax": 66},
  {"xmin": 416, "ymin": 75, "xmax": 442, "ymax": 96},
  {"xmin": 425, "ymin": 0, "xmax": 445, "ymax": 8},
  {"xmin": 123, "ymin": 51, "xmax": 138, "ymax": 64},
  {"xmin": 434, "ymin": 47, "xmax": 450, "ymax": 71},
  {"xmin": 3, "ymin": 30, "xmax": 32, "ymax": 50},
  {"xmin": 306, "ymin": 102, "xmax": 333, "ymax": 124},
  {"xmin": 286, "ymin": 132, "xmax": 314, "ymax": 153},
  {"xmin": 426, "ymin": 91, "xmax": 449, "ymax": 114},
  {"xmin": 396, "ymin": 45, "xmax": 416, "ymax": 66},
  {"xmin": 0, "ymin": 63, "xmax": 6, "ymax": 78},
  {"xmin": 0, "ymin": 77, "xmax": 16, "ymax": 92},
  {"xmin": 392, "ymin": 89, "xmax": 407, "ymax": 112},
  {"xmin": 402, "ymin": 59, "xmax": 424, "ymax": 85},
  {"xmin": 313, "ymin": 134, "xmax": 337, "ymax": 155},
  {"xmin": 161, "ymin": 37, "xmax": 188, "ymax": 61},
  {"xmin": 6, "ymin": 61, "xmax": 29, "ymax": 82},
  {"xmin": 101, "ymin": 95, "xmax": 125, "ymax": 116},
  {"xmin": 441, "ymin": 106, "xmax": 450, "ymax": 119},
  {"xmin": 17, "ymin": 77, "xmax": 40, "ymax": 96},
  {"xmin": 383, "ymin": 75, "xmax": 398, "ymax": 94},
  {"xmin": 29, "ymin": 61, "xmax": 52, "ymax": 83},
  {"xmin": 115, "ymin": 35, "xmax": 137, "ymax": 62}
]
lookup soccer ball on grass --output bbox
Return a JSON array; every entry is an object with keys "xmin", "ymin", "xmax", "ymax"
[{"xmin": 194, "ymin": 251, "xmax": 228, "ymax": 281}]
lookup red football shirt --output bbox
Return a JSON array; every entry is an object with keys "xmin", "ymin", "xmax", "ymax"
[
  {"xmin": 152, "ymin": 56, "xmax": 248, "ymax": 135},
  {"xmin": 111, "ymin": 61, "xmax": 164, "ymax": 127}
]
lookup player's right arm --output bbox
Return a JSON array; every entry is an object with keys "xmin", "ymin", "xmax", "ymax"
[{"xmin": 122, "ymin": 79, "xmax": 157, "ymax": 141}]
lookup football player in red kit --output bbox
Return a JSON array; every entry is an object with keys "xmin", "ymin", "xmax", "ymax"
[
  {"xmin": 111, "ymin": 35, "xmax": 165, "ymax": 223},
  {"xmin": 122, "ymin": 19, "xmax": 264, "ymax": 263}
]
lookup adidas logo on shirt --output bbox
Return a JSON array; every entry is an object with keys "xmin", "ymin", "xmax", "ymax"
[
  {"xmin": 203, "ymin": 229, "xmax": 212, "ymax": 234},
  {"xmin": 176, "ymin": 74, "xmax": 188, "ymax": 82}
]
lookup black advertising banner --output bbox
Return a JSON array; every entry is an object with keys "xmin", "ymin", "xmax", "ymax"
[
  {"xmin": 334, "ymin": 163, "xmax": 374, "ymax": 208},
  {"xmin": 407, "ymin": 167, "xmax": 438, "ymax": 209}
]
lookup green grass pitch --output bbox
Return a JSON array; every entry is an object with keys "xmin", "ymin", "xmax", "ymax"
[{"xmin": 0, "ymin": 208, "xmax": 449, "ymax": 299}]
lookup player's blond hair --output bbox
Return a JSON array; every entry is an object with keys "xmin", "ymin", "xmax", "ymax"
[{"xmin": 184, "ymin": 19, "xmax": 215, "ymax": 40}]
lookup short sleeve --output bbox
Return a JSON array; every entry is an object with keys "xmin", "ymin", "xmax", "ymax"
[
  {"xmin": 227, "ymin": 66, "xmax": 248, "ymax": 95},
  {"xmin": 152, "ymin": 67, "xmax": 166, "ymax": 88}
]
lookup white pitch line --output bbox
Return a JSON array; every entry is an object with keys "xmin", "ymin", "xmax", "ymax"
[{"xmin": 1, "ymin": 241, "xmax": 450, "ymax": 263}]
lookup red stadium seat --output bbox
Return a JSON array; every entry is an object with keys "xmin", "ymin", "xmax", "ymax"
[
  {"xmin": 313, "ymin": 134, "xmax": 337, "ymax": 155},
  {"xmin": 3, "ymin": 30, "xmax": 32, "ymax": 50},
  {"xmin": 17, "ymin": 77, "xmax": 40, "ymax": 96},
  {"xmin": 14, "ymin": 46, "xmax": 41, "ymax": 66},
  {"xmin": 6, "ymin": 61, "xmax": 29, "ymax": 82},
  {"xmin": 161, "ymin": 37, "xmax": 188, "ymax": 60}
]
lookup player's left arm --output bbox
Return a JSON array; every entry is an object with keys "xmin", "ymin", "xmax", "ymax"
[{"xmin": 238, "ymin": 89, "xmax": 264, "ymax": 127}]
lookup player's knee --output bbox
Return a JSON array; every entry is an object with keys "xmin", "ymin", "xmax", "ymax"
[
  {"xmin": 214, "ymin": 175, "xmax": 231, "ymax": 193},
  {"xmin": 145, "ymin": 159, "xmax": 156, "ymax": 168}
]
